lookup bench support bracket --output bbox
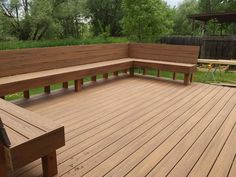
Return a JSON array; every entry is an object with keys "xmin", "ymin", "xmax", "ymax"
[
  {"xmin": 184, "ymin": 73, "xmax": 191, "ymax": 85},
  {"xmin": 0, "ymin": 144, "xmax": 8, "ymax": 177},
  {"xmin": 114, "ymin": 71, "xmax": 119, "ymax": 77},
  {"xmin": 44, "ymin": 86, "xmax": 51, "ymax": 94},
  {"xmin": 129, "ymin": 68, "xmax": 134, "ymax": 77},
  {"xmin": 103, "ymin": 73, "xmax": 109, "ymax": 79},
  {"xmin": 91, "ymin": 76, "xmax": 97, "ymax": 82},
  {"xmin": 42, "ymin": 151, "xmax": 58, "ymax": 177},
  {"xmin": 24, "ymin": 90, "xmax": 30, "ymax": 99},
  {"xmin": 75, "ymin": 79, "xmax": 83, "ymax": 92},
  {"xmin": 143, "ymin": 68, "xmax": 147, "ymax": 75},
  {"xmin": 63, "ymin": 82, "xmax": 68, "ymax": 89},
  {"xmin": 173, "ymin": 72, "xmax": 176, "ymax": 80},
  {"xmin": 157, "ymin": 70, "xmax": 160, "ymax": 77}
]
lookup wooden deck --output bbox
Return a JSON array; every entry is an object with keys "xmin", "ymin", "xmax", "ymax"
[{"xmin": 12, "ymin": 76, "xmax": 236, "ymax": 177}]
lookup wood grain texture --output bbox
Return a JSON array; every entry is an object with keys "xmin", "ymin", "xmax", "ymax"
[
  {"xmin": 129, "ymin": 43, "xmax": 199, "ymax": 64},
  {"xmin": 42, "ymin": 151, "xmax": 58, "ymax": 177},
  {"xmin": 0, "ymin": 44, "xmax": 129, "ymax": 77},
  {"xmin": 0, "ymin": 59, "xmax": 133, "ymax": 96},
  {"xmin": 0, "ymin": 43, "xmax": 198, "ymax": 97},
  {"xmin": 11, "ymin": 78, "xmax": 236, "ymax": 177},
  {"xmin": 0, "ymin": 99, "xmax": 65, "ymax": 171}
]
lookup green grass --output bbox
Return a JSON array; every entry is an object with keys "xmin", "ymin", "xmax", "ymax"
[
  {"xmin": 0, "ymin": 37, "xmax": 129, "ymax": 50},
  {"xmin": 5, "ymin": 69, "xmax": 236, "ymax": 101}
]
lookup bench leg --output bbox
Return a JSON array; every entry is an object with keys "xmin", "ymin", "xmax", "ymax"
[
  {"xmin": 42, "ymin": 151, "xmax": 58, "ymax": 177},
  {"xmin": 184, "ymin": 73, "xmax": 191, "ymax": 85},
  {"xmin": 23, "ymin": 90, "xmax": 30, "ymax": 99},
  {"xmin": 103, "ymin": 73, "xmax": 109, "ymax": 79},
  {"xmin": 62, "ymin": 82, "xmax": 68, "ymax": 89},
  {"xmin": 173, "ymin": 72, "xmax": 176, "ymax": 80},
  {"xmin": 157, "ymin": 70, "xmax": 160, "ymax": 77},
  {"xmin": 44, "ymin": 86, "xmax": 51, "ymax": 94},
  {"xmin": 129, "ymin": 68, "xmax": 134, "ymax": 77},
  {"xmin": 91, "ymin": 76, "xmax": 97, "ymax": 82},
  {"xmin": 124, "ymin": 69, "xmax": 128, "ymax": 74},
  {"xmin": 0, "ymin": 144, "xmax": 8, "ymax": 177},
  {"xmin": 75, "ymin": 79, "xmax": 83, "ymax": 92},
  {"xmin": 143, "ymin": 68, "xmax": 147, "ymax": 75},
  {"xmin": 114, "ymin": 71, "xmax": 119, "ymax": 77}
]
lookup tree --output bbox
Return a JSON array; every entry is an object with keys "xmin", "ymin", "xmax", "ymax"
[
  {"xmin": 86, "ymin": 0, "xmax": 123, "ymax": 36},
  {"xmin": 0, "ymin": 0, "xmax": 54, "ymax": 40},
  {"xmin": 198, "ymin": 0, "xmax": 236, "ymax": 13},
  {"xmin": 198, "ymin": 0, "xmax": 236, "ymax": 35},
  {"xmin": 54, "ymin": 0, "xmax": 88, "ymax": 39},
  {"xmin": 172, "ymin": 0, "xmax": 199, "ymax": 35},
  {"xmin": 0, "ymin": 0, "xmax": 87, "ymax": 40},
  {"xmin": 122, "ymin": 0, "xmax": 173, "ymax": 42}
]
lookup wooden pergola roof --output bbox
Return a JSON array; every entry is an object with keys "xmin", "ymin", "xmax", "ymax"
[{"xmin": 188, "ymin": 12, "xmax": 236, "ymax": 23}]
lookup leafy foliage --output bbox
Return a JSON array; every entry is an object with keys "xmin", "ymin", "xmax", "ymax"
[
  {"xmin": 0, "ymin": 0, "xmax": 236, "ymax": 41},
  {"xmin": 86, "ymin": 0, "xmax": 123, "ymax": 36},
  {"xmin": 122, "ymin": 0, "xmax": 173, "ymax": 42},
  {"xmin": 173, "ymin": 0, "xmax": 236, "ymax": 35},
  {"xmin": 172, "ymin": 0, "xmax": 199, "ymax": 35}
]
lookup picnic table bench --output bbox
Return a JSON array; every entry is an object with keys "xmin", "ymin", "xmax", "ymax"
[
  {"xmin": 0, "ymin": 43, "xmax": 200, "ymax": 99},
  {"xmin": 0, "ymin": 98, "xmax": 65, "ymax": 177}
]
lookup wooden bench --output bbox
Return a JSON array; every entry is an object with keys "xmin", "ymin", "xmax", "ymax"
[
  {"xmin": 0, "ymin": 43, "xmax": 199, "ymax": 99},
  {"xmin": 129, "ymin": 43, "xmax": 199, "ymax": 85},
  {"xmin": 0, "ymin": 99, "xmax": 65, "ymax": 177}
]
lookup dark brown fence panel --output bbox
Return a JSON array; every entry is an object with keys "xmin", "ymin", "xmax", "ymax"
[
  {"xmin": 200, "ymin": 36, "xmax": 236, "ymax": 59},
  {"xmin": 160, "ymin": 36, "xmax": 236, "ymax": 59}
]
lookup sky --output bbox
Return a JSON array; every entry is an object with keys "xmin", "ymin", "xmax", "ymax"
[{"xmin": 165, "ymin": 0, "xmax": 183, "ymax": 7}]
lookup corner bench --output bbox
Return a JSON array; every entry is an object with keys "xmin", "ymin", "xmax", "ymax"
[
  {"xmin": 0, "ymin": 43, "xmax": 199, "ymax": 99},
  {"xmin": 0, "ymin": 99, "xmax": 65, "ymax": 177}
]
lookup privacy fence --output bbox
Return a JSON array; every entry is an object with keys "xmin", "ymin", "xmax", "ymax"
[{"xmin": 160, "ymin": 36, "xmax": 236, "ymax": 59}]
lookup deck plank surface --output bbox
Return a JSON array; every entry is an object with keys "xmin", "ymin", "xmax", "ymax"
[{"xmin": 12, "ymin": 77, "xmax": 236, "ymax": 177}]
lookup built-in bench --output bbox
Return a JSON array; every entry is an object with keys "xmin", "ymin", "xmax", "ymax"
[
  {"xmin": 0, "ymin": 43, "xmax": 199, "ymax": 176},
  {"xmin": 0, "ymin": 43, "xmax": 199, "ymax": 99},
  {"xmin": 0, "ymin": 99, "xmax": 65, "ymax": 177}
]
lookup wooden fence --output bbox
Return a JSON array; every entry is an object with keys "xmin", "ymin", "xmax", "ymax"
[{"xmin": 160, "ymin": 36, "xmax": 236, "ymax": 59}]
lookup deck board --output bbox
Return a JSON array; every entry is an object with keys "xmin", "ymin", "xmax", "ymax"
[{"xmin": 12, "ymin": 77, "xmax": 236, "ymax": 177}]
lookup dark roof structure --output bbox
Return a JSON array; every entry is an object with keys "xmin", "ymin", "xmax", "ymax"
[{"xmin": 188, "ymin": 12, "xmax": 236, "ymax": 23}]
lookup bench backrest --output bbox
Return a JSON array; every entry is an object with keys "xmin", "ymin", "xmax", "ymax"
[
  {"xmin": 0, "ymin": 43, "xmax": 129, "ymax": 77},
  {"xmin": 0, "ymin": 43, "xmax": 200, "ymax": 78},
  {"xmin": 129, "ymin": 43, "xmax": 200, "ymax": 64}
]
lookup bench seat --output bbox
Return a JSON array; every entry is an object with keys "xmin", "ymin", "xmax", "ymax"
[
  {"xmin": 0, "ymin": 59, "xmax": 133, "ymax": 96},
  {"xmin": 133, "ymin": 58, "xmax": 196, "ymax": 73},
  {"xmin": 0, "ymin": 43, "xmax": 200, "ymax": 98},
  {"xmin": 0, "ymin": 99, "xmax": 65, "ymax": 176},
  {"xmin": 0, "ymin": 58, "xmax": 197, "ymax": 97}
]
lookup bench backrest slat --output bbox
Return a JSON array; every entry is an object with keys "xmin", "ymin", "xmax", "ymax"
[
  {"xmin": 129, "ymin": 43, "xmax": 199, "ymax": 64},
  {"xmin": 0, "ymin": 43, "xmax": 129, "ymax": 77}
]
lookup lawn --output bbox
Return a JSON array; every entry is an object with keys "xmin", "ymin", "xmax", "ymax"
[{"xmin": 5, "ymin": 69, "xmax": 236, "ymax": 101}]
